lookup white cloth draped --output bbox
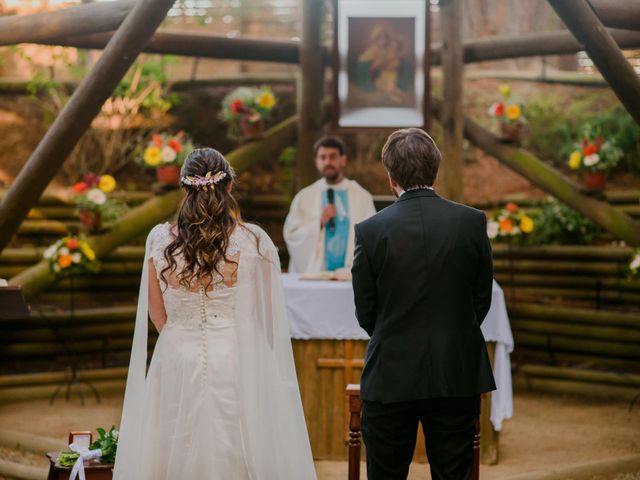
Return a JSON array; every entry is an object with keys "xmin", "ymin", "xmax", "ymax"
[
  {"xmin": 283, "ymin": 178, "xmax": 376, "ymax": 274},
  {"xmin": 114, "ymin": 226, "xmax": 316, "ymax": 479},
  {"xmin": 282, "ymin": 274, "xmax": 514, "ymax": 431}
]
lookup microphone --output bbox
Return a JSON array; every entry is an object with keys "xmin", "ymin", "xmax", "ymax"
[{"xmin": 327, "ymin": 188, "xmax": 335, "ymax": 234}]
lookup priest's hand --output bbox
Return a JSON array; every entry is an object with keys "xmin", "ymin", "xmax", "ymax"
[{"xmin": 320, "ymin": 205, "xmax": 337, "ymax": 227}]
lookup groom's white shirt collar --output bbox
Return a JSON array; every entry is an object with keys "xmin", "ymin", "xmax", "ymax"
[{"xmin": 399, "ymin": 186, "xmax": 434, "ymax": 197}]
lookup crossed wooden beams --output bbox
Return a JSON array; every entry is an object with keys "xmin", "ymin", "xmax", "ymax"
[{"xmin": 548, "ymin": 0, "xmax": 640, "ymax": 124}]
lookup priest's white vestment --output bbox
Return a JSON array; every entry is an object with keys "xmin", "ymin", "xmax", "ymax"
[{"xmin": 283, "ymin": 178, "xmax": 376, "ymax": 273}]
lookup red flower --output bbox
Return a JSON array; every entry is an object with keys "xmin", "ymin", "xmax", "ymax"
[
  {"xmin": 230, "ymin": 99, "xmax": 245, "ymax": 114},
  {"xmin": 152, "ymin": 134, "xmax": 163, "ymax": 147},
  {"xmin": 168, "ymin": 138, "xmax": 182, "ymax": 153},
  {"xmin": 72, "ymin": 182, "xmax": 88, "ymax": 193},
  {"xmin": 83, "ymin": 173, "xmax": 100, "ymax": 187},
  {"xmin": 494, "ymin": 102, "xmax": 505, "ymax": 117},
  {"xmin": 66, "ymin": 238, "xmax": 79, "ymax": 250},
  {"xmin": 583, "ymin": 143, "xmax": 598, "ymax": 156},
  {"xmin": 506, "ymin": 202, "xmax": 519, "ymax": 213}
]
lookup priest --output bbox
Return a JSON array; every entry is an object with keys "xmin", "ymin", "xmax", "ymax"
[{"xmin": 284, "ymin": 136, "xmax": 376, "ymax": 274}]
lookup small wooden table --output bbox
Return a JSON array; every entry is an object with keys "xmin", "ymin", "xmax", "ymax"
[
  {"xmin": 46, "ymin": 452, "xmax": 113, "ymax": 480},
  {"xmin": 345, "ymin": 385, "xmax": 480, "ymax": 480}
]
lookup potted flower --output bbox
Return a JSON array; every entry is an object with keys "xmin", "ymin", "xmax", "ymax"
[
  {"xmin": 140, "ymin": 132, "xmax": 194, "ymax": 186},
  {"xmin": 488, "ymin": 84, "xmax": 526, "ymax": 141},
  {"xmin": 71, "ymin": 173, "xmax": 128, "ymax": 232},
  {"xmin": 43, "ymin": 235, "xmax": 99, "ymax": 277},
  {"xmin": 567, "ymin": 128, "xmax": 623, "ymax": 190},
  {"xmin": 219, "ymin": 86, "xmax": 276, "ymax": 141},
  {"xmin": 486, "ymin": 202, "xmax": 535, "ymax": 242}
]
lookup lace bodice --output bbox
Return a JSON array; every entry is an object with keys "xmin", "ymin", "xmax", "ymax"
[{"xmin": 148, "ymin": 223, "xmax": 256, "ymax": 329}]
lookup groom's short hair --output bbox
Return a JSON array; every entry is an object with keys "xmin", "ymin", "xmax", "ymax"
[{"xmin": 382, "ymin": 128, "xmax": 442, "ymax": 189}]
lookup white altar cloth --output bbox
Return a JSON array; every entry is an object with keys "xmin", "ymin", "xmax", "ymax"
[{"xmin": 282, "ymin": 273, "xmax": 514, "ymax": 431}]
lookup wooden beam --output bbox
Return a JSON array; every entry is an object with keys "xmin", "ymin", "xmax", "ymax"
[
  {"xmin": 440, "ymin": 0, "xmax": 465, "ymax": 202},
  {"xmin": 431, "ymin": 28, "xmax": 640, "ymax": 65},
  {"xmin": 40, "ymin": 31, "xmax": 302, "ymax": 65},
  {"xmin": 8, "ymin": 116, "xmax": 297, "ymax": 300},
  {"xmin": 0, "ymin": 0, "xmax": 134, "ymax": 47},
  {"xmin": 548, "ymin": 0, "xmax": 640, "ymax": 124},
  {"xmin": 589, "ymin": 0, "xmax": 640, "ymax": 31},
  {"xmin": 432, "ymin": 98, "xmax": 640, "ymax": 247},
  {"xmin": 295, "ymin": 0, "xmax": 325, "ymax": 190},
  {"xmin": 0, "ymin": 0, "xmax": 176, "ymax": 255}
]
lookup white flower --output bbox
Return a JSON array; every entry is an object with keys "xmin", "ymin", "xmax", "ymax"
[
  {"xmin": 43, "ymin": 245, "xmax": 57, "ymax": 259},
  {"xmin": 161, "ymin": 146, "xmax": 177, "ymax": 163},
  {"xmin": 583, "ymin": 153, "xmax": 600, "ymax": 167},
  {"xmin": 72, "ymin": 253, "xmax": 82, "ymax": 264},
  {"xmin": 510, "ymin": 226, "xmax": 521, "ymax": 236},
  {"xmin": 59, "ymin": 247, "xmax": 69, "ymax": 256},
  {"xmin": 53, "ymin": 263, "xmax": 61, "ymax": 272},
  {"xmin": 487, "ymin": 221, "xmax": 499, "ymax": 239},
  {"xmin": 112, "ymin": 430, "xmax": 119, "ymax": 441},
  {"xmin": 86, "ymin": 188, "xmax": 107, "ymax": 205},
  {"xmin": 630, "ymin": 254, "xmax": 640, "ymax": 271}
]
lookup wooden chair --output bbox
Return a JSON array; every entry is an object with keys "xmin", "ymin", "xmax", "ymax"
[{"xmin": 346, "ymin": 384, "xmax": 480, "ymax": 480}]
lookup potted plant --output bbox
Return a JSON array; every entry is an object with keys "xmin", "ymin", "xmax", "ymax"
[
  {"xmin": 567, "ymin": 127, "xmax": 623, "ymax": 190},
  {"xmin": 488, "ymin": 84, "xmax": 526, "ymax": 142},
  {"xmin": 139, "ymin": 132, "xmax": 194, "ymax": 186},
  {"xmin": 43, "ymin": 235, "xmax": 100, "ymax": 277},
  {"xmin": 486, "ymin": 202, "xmax": 535, "ymax": 243},
  {"xmin": 219, "ymin": 86, "xmax": 276, "ymax": 141},
  {"xmin": 71, "ymin": 173, "xmax": 128, "ymax": 232}
]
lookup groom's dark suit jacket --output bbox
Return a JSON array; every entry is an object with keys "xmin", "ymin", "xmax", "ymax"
[{"xmin": 352, "ymin": 189, "xmax": 496, "ymax": 403}]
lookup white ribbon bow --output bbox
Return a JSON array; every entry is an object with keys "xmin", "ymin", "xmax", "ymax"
[{"xmin": 68, "ymin": 443, "xmax": 102, "ymax": 480}]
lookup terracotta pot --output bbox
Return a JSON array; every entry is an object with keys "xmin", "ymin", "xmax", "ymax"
[
  {"xmin": 499, "ymin": 121, "xmax": 523, "ymax": 141},
  {"xmin": 239, "ymin": 116, "xmax": 264, "ymax": 140},
  {"xmin": 582, "ymin": 170, "xmax": 607, "ymax": 190},
  {"xmin": 156, "ymin": 165, "xmax": 181, "ymax": 185},
  {"xmin": 79, "ymin": 209, "xmax": 101, "ymax": 231}
]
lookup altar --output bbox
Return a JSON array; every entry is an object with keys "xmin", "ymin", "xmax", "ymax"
[{"xmin": 283, "ymin": 273, "xmax": 513, "ymax": 464}]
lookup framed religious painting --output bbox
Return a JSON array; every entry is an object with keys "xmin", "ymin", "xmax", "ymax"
[{"xmin": 331, "ymin": 0, "xmax": 431, "ymax": 132}]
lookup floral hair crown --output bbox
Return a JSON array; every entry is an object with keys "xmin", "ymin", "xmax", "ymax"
[{"xmin": 180, "ymin": 171, "xmax": 228, "ymax": 191}]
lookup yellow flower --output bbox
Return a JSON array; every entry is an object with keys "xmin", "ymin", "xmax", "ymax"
[
  {"xmin": 98, "ymin": 174, "xmax": 116, "ymax": 193},
  {"xmin": 520, "ymin": 215, "xmax": 534, "ymax": 233},
  {"xmin": 499, "ymin": 84, "xmax": 511, "ymax": 98},
  {"xmin": 80, "ymin": 241, "xmax": 96, "ymax": 261},
  {"xmin": 506, "ymin": 104, "xmax": 521, "ymax": 121},
  {"xmin": 568, "ymin": 150, "xmax": 582, "ymax": 170},
  {"xmin": 144, "ymin": 147, "xmax": 162, "ymax": 166},
  {"xmin": 257, "ymin": 91, "xmax": 276, "ymax": 109}
]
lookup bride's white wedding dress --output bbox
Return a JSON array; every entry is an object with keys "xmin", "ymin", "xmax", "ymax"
[{"xmin": 114, "ymin": 223, "xmax": 316, "ymax": 479}]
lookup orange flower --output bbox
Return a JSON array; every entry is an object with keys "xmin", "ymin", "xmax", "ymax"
[
  {"xmin": 72, "ymin": 182, "xmax": 88, "ymax": 193},
  {"xmin": 152, "ymin": 134, "xmax": 163, "ymax": 147},
  {"xmin": 499, "ymin": 218, "xmax": 513, "ymax": 233},
  {"xmin": 168, "ymin": 138, "xmax": 182, "ymax": 153},
  {"xmin": 505, "ymin": 202, "xmax": 519, "ymax": 213},
  {"xmin": 58, "ymin": 254, "xmax": 72, "ymax": 268},
  {"xmin": 66, "ymin": 238, "xmax": 79, "ymax": 250}
]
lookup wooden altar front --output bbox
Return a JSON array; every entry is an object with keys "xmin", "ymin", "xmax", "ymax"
[{"xmin": 291, "ymin": 339, "xmax": 499, "ymax": 464}]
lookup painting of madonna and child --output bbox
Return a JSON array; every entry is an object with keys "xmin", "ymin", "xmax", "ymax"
[{"xmin": 336, "ymin": 5, "xmax": 427, "ymax": 129}]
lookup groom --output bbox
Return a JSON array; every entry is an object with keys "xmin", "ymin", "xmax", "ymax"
[{"xmin": 351, "ymin": 128, "xmax": 496, "ymax": 480}]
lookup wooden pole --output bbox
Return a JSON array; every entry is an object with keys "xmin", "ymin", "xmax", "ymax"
[
  {"xmin": 0, "ymin": 0, "xmax": 134, "ymax": 46},
  {"xmin": 430, "ymin": 28, "xmax": 640, "ymax": 65},
  {"xmin": 548, "ymin": 0, "xmax": 640, "ymax": 124},
  {"xmin": 42, "ymin": 31, "xmax": 302, "ymax": 65},
  {"xmin": 295, "ymin": 0, "xmax": 325, "ymax": 191},
  {"xmin": 589, "ymin": 0, "xmax": 640, "ymax": 31},
  {"xmin": 440, "ymin": 0, "xmax": 464, "ymax": 202},
  {"xmin": 432, "ymin": 98, "xmax": 640, "ymax": 247},
  {"xmin": 0, "ymin": 0, "xmax": 176, "ymax": 255}
]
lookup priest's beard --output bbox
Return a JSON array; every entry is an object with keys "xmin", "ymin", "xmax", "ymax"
[{"xmin": 323, "ymin": 167, "xmax": 342, "ymax": 184}]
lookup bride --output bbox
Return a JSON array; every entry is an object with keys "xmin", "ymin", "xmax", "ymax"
[{"xmin": 113, "ymin": 148, "xmax": 316, "ymax": 479}]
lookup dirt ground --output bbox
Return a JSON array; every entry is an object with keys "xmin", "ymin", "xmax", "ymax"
[{"xmin": 0, "ymin": 392, "xmax": 638, "ymax": 479}]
